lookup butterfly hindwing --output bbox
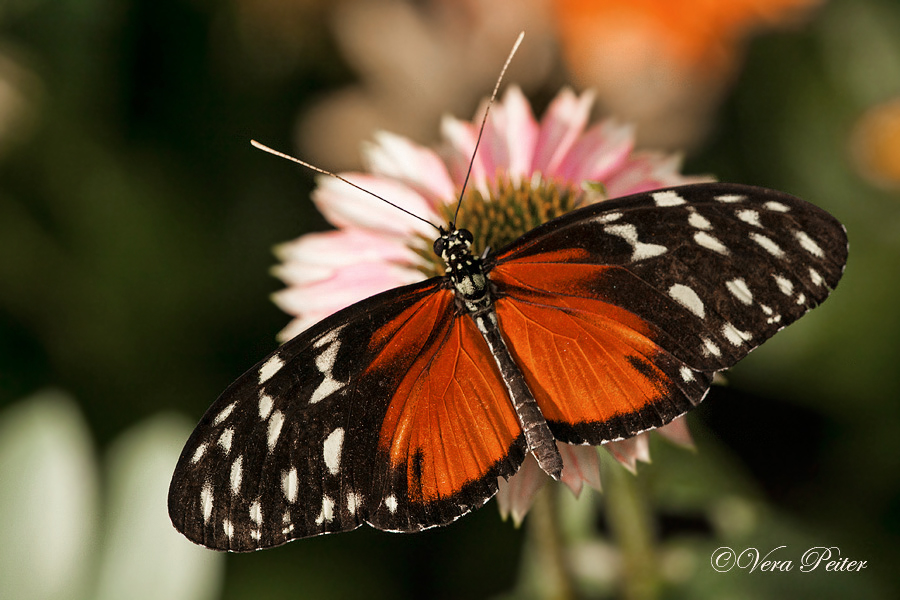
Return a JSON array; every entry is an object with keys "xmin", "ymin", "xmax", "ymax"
[
  {"xmin": 168, "ymin": 278, "xmax": 525, "ymax": 551},
  {"xmin": 487, "ymin": 183, "xmax": 847, "ymax": 445}
]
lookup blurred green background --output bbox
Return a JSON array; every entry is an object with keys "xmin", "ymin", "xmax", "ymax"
[{"xmin": 1, "ymin": 0, "xmax": 899, "ymax": 598}]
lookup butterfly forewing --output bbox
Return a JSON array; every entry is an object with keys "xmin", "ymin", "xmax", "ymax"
[
  {"xmin": 168, "ymin": 279, "xmax": 525, "ymax": 550},
  {"xmin": 487, "ymin": 183, "xmax": 847, "ymax": 444}
]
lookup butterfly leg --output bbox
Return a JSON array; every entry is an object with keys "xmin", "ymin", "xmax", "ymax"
[{"xmin": 471, "ymin": 309, "xmax": 563, "ymax": 480}]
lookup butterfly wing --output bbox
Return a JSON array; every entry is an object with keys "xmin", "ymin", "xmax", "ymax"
[
  {"xmin": 486, "ymin": 183, "xmax": 847, "ymax": 445},
  {"xmin": 168, "ymin": 279, "xmax": 524, "ymax": 551}
]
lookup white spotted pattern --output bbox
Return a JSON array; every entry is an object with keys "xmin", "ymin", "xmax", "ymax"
[
  {"xmin": 315, "ymin": 496, "xmax": 335, "ymax": 525},
  {"xmin": 191, "ymin": 442, "xmax": 208, "ymax": 464},
  {"xmin": 258, "ymin": 394, "xmax": 274, "ymax": 420},
  {"xmin": 809, "ymin": 267, "xmax": 824, "ymax": 287},
  {"xmin": 688, "ymin": 210, "xmax": 712, "ymax": 230},
  {"xmin": 385, "ymin": 495, "xmax": 399, "ymax": 514},
  {"xmin": 652, "ymin": 190, "xmax": 686, "ymax": 206},
  {"xmin": 702, "ymin": 337, "xmax": 722, "ymax": 358},
  {"xmin": 323, "ymin": 427, "xmax": 345, "ymax": 475},
  {"xmin": 267, "ymin": 410, "xmax": 284, "ymax": 451},
  {"xmin": 309, "ymin": 339, "xmax": 343, "ymax": 404},
  {"xmin": 258, "ymin": 354, "xmax": 284, "ymax": 384},
  {"xmin": 773, "ymin": 274, "xmax": 794, "ymax": 296},
  {"xmin": 282, "ymin": 467, "xmax": 299, "ymax": 503},
  {"xmin": 230, "ymin": 455, "xmax": 243, "ymax": 494},
  {"xmin": 668, "ymin": 284, "xmax": 705, "ymax": 318},
  {"xmin": 249, "ymin": 500, "xmax": 262, "ymax": 526},
  {"xmin": 715, "ymin": 194, "xmax": 746, "ymax": 203},
  {"xmin": 794, "ymin": 230, "xmax": 825, "ymax": 257},
  {"xmin": 347, "ymin": 492, "xmax": 362, "ymax": 516},
  {"xmin": 722, "ymin": 322, "xmax": 752, "ymax": 346},
  {"xmin": 223, "ymin": 519, "xmax": 234, "ymax": 539},
  {"xmin": 764, "ymin": 200, "xmax": 790, "ymax": 212},
  {"xmin": 217, "ymin": 428, "xmax": 233, "ymax": 454},
  {"xmin": 680, "ymin": 366, "xmax": 695, "ymax": 383},
  {"xmin": 694, "ymin": 231, "xmax": 730, "ymax": 255},
  {"xmin": 604, "ymin": 223, "xmax": 668, "ymax": 261},
  {"xmin": 200, "ymin": 482, "xmax": 214, "ymax": 523},
  {"xmin": 735, "ymin": 209, "xmax": 762, "ymax": 228},
  {"xmin": 726, "ymin": 278, "xmax": 753, "ymax": 305},
  {"xmin": 596, "ymin": 211, "xmax": 623, "ymax": 224},
  {"xmin": 213, "ymin": 402, "xmax": 235, "ymax": 426},
  {"xmin": 749, "ymin": 232, "xmax": 784, "ymax": 258}
]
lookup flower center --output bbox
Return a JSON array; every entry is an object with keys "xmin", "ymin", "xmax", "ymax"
[{"xmin": 412, "ymin": 175, "xmax": 595, "ymax": 278}]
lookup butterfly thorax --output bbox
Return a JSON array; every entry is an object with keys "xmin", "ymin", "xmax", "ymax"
[{"xmin": 435, "ymin": 227, "xmax": 490, "ymax": 312}]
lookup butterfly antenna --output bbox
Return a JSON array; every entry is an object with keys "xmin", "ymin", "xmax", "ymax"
[
  {"xmin": 452, "ymin": 31, "xmax": 525, "ymax": 227},
  {"xmin": 251, "ymin": 140, "xmax": 441, "ymax": 232}
]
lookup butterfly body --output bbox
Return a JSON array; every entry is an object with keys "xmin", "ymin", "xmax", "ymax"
[{"xmin": 169, "ymin": 183, "xmax": 847, "ymax": 551}]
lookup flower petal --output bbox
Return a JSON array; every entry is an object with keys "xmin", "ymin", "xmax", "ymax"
[
  {"xmin": 532, "ymin": 87, "xmax": 595, "ymax": 176},
  {"xmin": 362, "ymin": 131, "xmax": 457, "ymax": 204},
  {"xmin": 604, "ymin": 151, "xmax": 712, "ymax": 197},
  {"xmin": 558, "ymin": 443, "xmax": 602, "ymax": 497},
  {"xmin": 479, "ymin": 86, "xmax": 539, "ymax": 183},
  {"xmin": 440, "ymin": 114, "xmax": 490, "ymax": 197},
  {"xmin": 312, "ymin": 174, "xmax": 439, "ymax": 237},
  {"xmin": 655, "ymin": 416, "xmax": 695, "ymax": 450},
  {"xmin": 555, "ymin": 119, "xmax": 636, "ymax": 185},
  {"xmin": 496, "ymin": 454, "xmax": 547, "ymax": 527},
  {"xmin": 605, "ymin": 434, "xmax": 651, "ymax": 474}
]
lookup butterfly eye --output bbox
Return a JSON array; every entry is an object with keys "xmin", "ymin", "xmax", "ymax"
[
  {"xmin": 458, "ymin": 229, "xmax": 474, "ymax": 244},
  {"xmin": 433, "ymin": 237, "xmax": 445, "ymax": 256}
]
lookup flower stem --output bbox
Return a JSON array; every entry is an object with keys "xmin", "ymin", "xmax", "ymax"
[
  {"xmin": 603, "ymin": 462, "xmax": 660, "ymax": 600},
  {"xmin": 520, "ymin": 485, "xmax": 576, "ymax": 600}
]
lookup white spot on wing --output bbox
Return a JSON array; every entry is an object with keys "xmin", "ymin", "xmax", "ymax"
[
  {"xmin": 315, "ymin": 496, "xmax": 335, "ymax": 525},
  {"xmin": 309, "ymin": 339, "xmax": 343, "ymax": 404},
  {"xmin": 218, "ymin": 428, "xmax": 234, "ymax": 454},
  {"xmin": 679, "ymin": 366, "xmax": 695, "ymax": 383},
  {"xmin": 230, "ymin": 456, "xmax": 243, "ymax": 495},
  {"xmin": 726, "ymin": 278, "xmax": 753, "ymax": 305},
  {"xmin": 385, "ymin": 495, "xmax": 399, "ymax": 514},
  {"xmin": 223, "ymin": 519, "xmax": 234, "ymax": 539},
  {"xmin": 596, "ymin": 211, "xmax": 622, "ymax": 224},
  {"xmin": 258, "ymin": 394, "xmax": 274, "ymax": 420},
  {"xmin": 668, "ymin": 284, "xmax": 705, "ymax": 318},
  {"xmin": 213, "ymin": 402, "xmax": 235, "ymax": 426},
  {"xmin": 200, "ymin": 483, "xmax": 214, "ymax": 523},
  {"xmin": 259, "ymin": 354, "xmax": 284, "ymax": 384},
  {"xmin": 809, "ymin": 267, "xmax": 824, "ymax": 287},
  {"xmin": 794, "ymin": 230, "xmax": 825, "ymax": 257},
  {"xmin": 604, "ymin": 224, "xmax": 667, "ymax": 261},
  {"xmin": 722, "ymin": 322, "xmax": 752, "ymax": 346},
  {"xmin": 323, "ymin": 427, "xmax": 345, "ymax": 475},
  {"xmin": 749, "ymin": 232, "xmax": 784, "ymax": 258},
  {"xmin": 694, "ymin": 231, "xmax": 729, "ymax": 255},
  {"xmin": 267, "ymin": 410, "xmax": 284, "ymax": 451},
  {"xmin": 702, "ymin": 337, "xmax": 721, "ymax": 357},
  {"xmin": 249, "ymin": 500, "xmax": 262, "ymax": 526},
  {"xmin": 736, "ymin": 209, "xmax": 762, "ymax": 228},
  {"xmin": 282, "ymin": 467, "xmax": 298, "ymax": 503},
  {"xmin": 652, "ymin": 190, "xmax": 686, "ymax": 206},
  {"xmin": 347, "ymin": 492, "xmax": 362, "ymax": 516},
  {"xmin": 191, "ymin": 442, "xmax": 208, "ymax": 464},
  {"xmin": 688, "ymin": 211, "xmax": 712, "ymax": 230},
  {"xmin": 764, "ymin": 200, "xmax": 790, "ymax": 212},
  {"xmin": 715, "ymin": 194, "xmax": 746, "ymax": 203},
  {"xmin": 796, "ymin": 293, "xmax": 807, "ymax": 305},
  {"xmin": 773, "ymin": 274, "xmax": 794, "ymax": 296}
]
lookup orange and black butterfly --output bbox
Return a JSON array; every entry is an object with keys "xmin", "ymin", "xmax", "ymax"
[{"xmin": 169, "ymin": 178, "xmax": 847, "ymax": 550}]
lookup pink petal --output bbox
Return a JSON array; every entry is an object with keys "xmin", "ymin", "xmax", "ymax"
[
  {"xmin": 440, "ymin": 115, "xmax": 490, "ymax": 197},
  {"xmin": 605, "ymin": 434, "xmax": 651, "ymax": 474},
  {"xmin": 271, "ymin": 261, "xmax": 422, "ymax": 341},
  {"xmin": 362, "ymin": 131, "xmax": 457, "ymax": 205},
  {"xmin": 605, "ymin": 152, "xmax": 712, "ymax": 198},
  {"xmin": 558, "ymin": 444, "xmax": 602, "ymax": 497},
  {"xmin": 312, "ymin": 174, "xmax": 439, "ymax": 237},
  {"xmin": 555, "ymin": 119, "xmax": 636, "ymax": 185},
  {"xmin": 273, "ymin": 229, "xmax": 421, "ymax": 286},
  {"xmin": 496, "ymin": 455, "xmax": 547, "ymax": 526},
  {"xmin": 655, "ymin": 417, "xmax": 695, "ymax": 450},
  {"xmin": 478, "ymin": 86, "xmax": 539, "ymax": 183},
  {"xmin": 532, "ymin": 88, "xmax": 595, "ymax": 176}
]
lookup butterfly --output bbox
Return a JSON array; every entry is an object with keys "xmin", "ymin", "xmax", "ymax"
[{"xmin": 168, "ymin": 178, "xmax": 848, "ymax": 551}]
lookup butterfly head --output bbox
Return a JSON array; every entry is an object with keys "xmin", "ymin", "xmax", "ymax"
[{"xmin": 434, "ymin": 226, "xmax": 489, "ymax": 306}]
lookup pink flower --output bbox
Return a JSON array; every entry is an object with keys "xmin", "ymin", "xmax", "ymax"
[{"xmin": 274, "ymin": 85, "xmax": 704, "ymax": 522}]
